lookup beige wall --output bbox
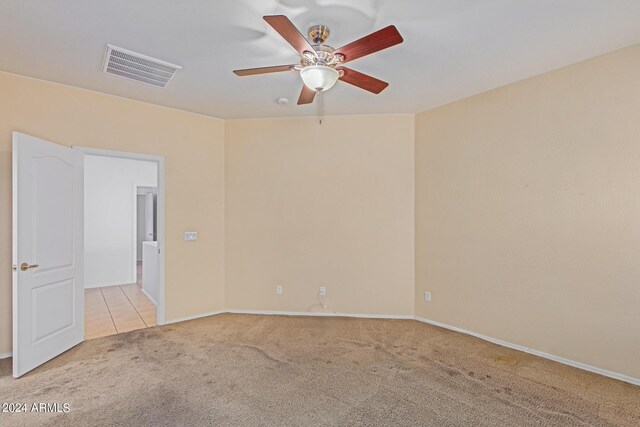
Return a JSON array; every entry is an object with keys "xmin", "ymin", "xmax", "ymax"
[
  {"xmin": 415, "ymin": 44, "xmax": 640, "ymax": 379},
  {"xmin": 0, "ymin": 71, "xmax": 226, "ymax": 355},
  {"xmin": 225, "ymin": 115, "xmax": 415, "ymax": 315},
  {"xmin": 2, "ymin": 43, "xmax": 638, "ymax": 381}
]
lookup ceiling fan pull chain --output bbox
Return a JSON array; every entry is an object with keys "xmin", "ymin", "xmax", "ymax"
[{"xmin": 318, "ymin": 91, "xmax": 324, "ymax": 125}]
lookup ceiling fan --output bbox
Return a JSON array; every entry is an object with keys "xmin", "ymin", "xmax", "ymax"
[{"xmin": 233, "ymin": 15, "xmax": 404, "ymax": 105}]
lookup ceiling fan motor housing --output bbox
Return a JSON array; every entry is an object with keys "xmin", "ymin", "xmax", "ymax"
[
  {"xmin": 298, "ymin": 25, "xmax": 344, "ymax": 69},
  {"xmin": 308, "ymin": 25, "xmax": 330, "ymax": 44}
]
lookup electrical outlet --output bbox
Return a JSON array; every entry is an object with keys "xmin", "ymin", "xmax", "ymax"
[
  {"xmin": 424, "ymin": 291, "xmax": 431, "ymax": 302},
  {"xmin": 184, "ymin": 231, "xmax": 198, "ymax": 241},
  {"xmin": 319, "ymin": 286, "xmax": 326, "ymax": 297},
  {"xmin": 276, "ymin": 285, "xmax": 283, "ymax": 295}
]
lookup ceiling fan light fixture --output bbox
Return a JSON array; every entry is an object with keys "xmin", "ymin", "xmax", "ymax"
[{"xmin": 300, "ymin": 65, "xmax": 339, "ymax": 92}]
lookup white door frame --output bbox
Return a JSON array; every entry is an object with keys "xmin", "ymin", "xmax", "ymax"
[{"xmin": 75, "ymin": 147, "xmax": 166, "ymax": 325}]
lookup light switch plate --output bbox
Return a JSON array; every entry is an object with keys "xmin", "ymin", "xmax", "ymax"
[{"xmin": 184, "ymin": 231, "xmax": 198, "ymax": 241}]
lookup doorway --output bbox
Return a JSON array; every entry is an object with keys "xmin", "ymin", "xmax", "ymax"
[
  {"xmin": 12, "ymin": 133, "xmax": 166, "ymax": 377},
  {"xmin": 136, "ymin": 186, "xmax": 158, "ymax": 296},
  {"xmin": 79, "ymin": 148, "xmax": 165, "ymax": 339}
]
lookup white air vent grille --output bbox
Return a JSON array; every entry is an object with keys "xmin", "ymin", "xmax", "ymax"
[{"xmin": 102, "ymin": 44, "xmax": 182, "ymax": 88}]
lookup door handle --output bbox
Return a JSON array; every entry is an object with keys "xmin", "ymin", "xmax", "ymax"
[{"xmin": 20, "ymin": 263, "xmax": 39, "ymax": 271}]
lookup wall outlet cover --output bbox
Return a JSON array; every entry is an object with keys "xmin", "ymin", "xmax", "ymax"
[
  {"xmin": 319, "ymin": 286, "xmax": 326, "ymax": 296},
  {"xmin": 184, "ymin": 231, "xmax": 198, "ymax": 241},
  {"xmin": 424, "ymin": 291, "xmax": 431, "ymax": 302},
  {"xmin": 276, "ymin": 285, "xmax": 283, "ymax": 295}
]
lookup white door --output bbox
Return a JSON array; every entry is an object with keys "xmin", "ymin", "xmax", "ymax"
[
  {"xmin": 12, "ymin": 132, "xmax": 84, "ymax": 378},
  {"xmin": 144, "ymin": 192, "xmax": 154, "ymax": 241}
]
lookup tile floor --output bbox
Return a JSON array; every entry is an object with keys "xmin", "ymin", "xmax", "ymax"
[{"xmin": 84, "ymin": 283, "xmax": 157, "ymax": 340}]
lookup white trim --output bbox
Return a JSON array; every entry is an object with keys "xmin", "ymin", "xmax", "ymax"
[
  {"xmin": 161, "ymin": 309, "xmax": 412, "ymax": 326},
  {"xmin": 0, "ymin": 352, "xmax": 11, "ymax": 359},
  {"xmin": 141, "ymin": 288, "xmax": 157, "ymax": 307},
  {"xmin": 414, "ymin": 316, "xmax": 640, "ymax": 386},
  {"xmin": 164, "ymin": 309, "xmax": 639, "ymax": 388},
  {"xmin": 73, "ymin": 146, "xmax": 166, "ymax": 326},
  {"xmin": 161, "ymin": 310, "xmax": 226, "ymax": 325},
  {"xmin": 74, "ymin": 146, "xmax": 164, "ymax": 163},
  {"xmin": 227, "ymin": 309, "xmax": 414, "ymax": 319},
  {"xmin": 131, "ymin": 183, "xmax": 138, "ymax": 283}
]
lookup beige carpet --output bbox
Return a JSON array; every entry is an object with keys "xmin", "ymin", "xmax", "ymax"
[{"xmin": 0, "ymin": 314, "xmax": 638, "ymax": 426}]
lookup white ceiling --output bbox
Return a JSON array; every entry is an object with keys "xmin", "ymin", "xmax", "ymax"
[{"xmin": 1, "ymin": 0, "xmax": 640, "ymax": 119}]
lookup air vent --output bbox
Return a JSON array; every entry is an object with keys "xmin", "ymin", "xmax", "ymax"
[{"xmin": 102, "ymin": 44, "xmax": 182, "ymax": 88}]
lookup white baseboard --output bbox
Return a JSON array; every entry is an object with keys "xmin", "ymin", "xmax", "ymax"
[
  {"xmin": 227, "ymin": 309, "xmax": 414, "ymax": 320},
  {"xmin": 414, "ymin": 316, "xmax": 640, "ymax": 386},
  {"xmin": 5, "ymin": 306, "xmax": 632, "ymax": 386},
  {"xmin": 161, "ymin": 310, "xmax": 226, "ymax": 325},
  {"xmin": 140, "ymin": 288, "xmax": 158, "ymax": 307},
  {"xmin": 160, "ymin": 309, "xmax": 412, "ymax": 326}
]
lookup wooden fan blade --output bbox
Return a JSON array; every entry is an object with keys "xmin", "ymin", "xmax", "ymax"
[
  {"xmin": 337, "ymin": 67, "xmax": 389, "ymax": 94},
  {"xmin": 264, "ymin": 15, "xmax": 316, "ymax": 56},
  {"xmin": 233, "ymin": 65, "xmax": 296, "ymax": 76},
  {"xmin": 297, "ymin": 85, "xmax": 316, "ymax": 105},
  {"xmin": 333, "ymin": 25, "xmax": 403, "ymax": 64}
]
